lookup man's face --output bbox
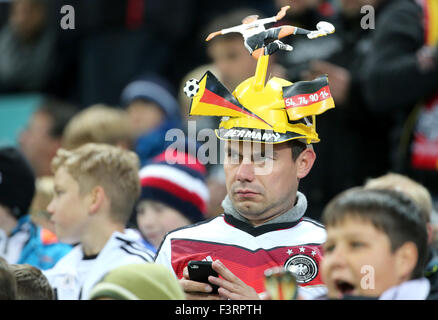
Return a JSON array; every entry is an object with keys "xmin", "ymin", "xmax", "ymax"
[
  {"xmin": 47, "ymin": 167, "xmax": 90, "ymax": 244},
  {"xmin": 19, "ymin": 111, "xmax": 58, "ymax": 176},
  {"xmin": 223, "ymin": 141, "xmax": 303, "ymax": 224},
  {"xmin": 10, "ymin": 0, "xmax": 46, "ymax": 40},
  {"xmin": 321, "ymin": 216, "xmax": 402, "ymax": 298},
  {"xmin": 207, "ymin": 38, "xmax": 257, "ymax": 91}
]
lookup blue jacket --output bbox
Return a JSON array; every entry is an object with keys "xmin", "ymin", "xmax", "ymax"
[{"xmin": 13, "ymin": 215, "xmax": 72, "ymax": 270}]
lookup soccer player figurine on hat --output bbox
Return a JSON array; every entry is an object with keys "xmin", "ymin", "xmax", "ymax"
[
  {"xmin": 158, "ymin": 11, "xmax": 336, "ymax": 300},
  {"xmin": 206, "ymin": 5, "xmax": 335, "ymax": 59}
]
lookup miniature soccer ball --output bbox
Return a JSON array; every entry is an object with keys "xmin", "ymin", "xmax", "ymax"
[
  {"xmin": 316, "ymin": 21, "xmax": 335, "ymax": 34},
  {"xmin": 184, "ymin": 79, "xmax": 200, "ymax": 98}
]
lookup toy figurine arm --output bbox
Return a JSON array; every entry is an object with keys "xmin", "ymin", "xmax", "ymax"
[
  {"xmin": 206, "ymin": 30, "xmax": 222, "ymax": 41},
  {"xmin": 275, "ymin": 5, "xmax": 290, "ymax": 21}
]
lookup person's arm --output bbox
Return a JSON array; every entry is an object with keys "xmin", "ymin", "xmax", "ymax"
[
  {"xmin": 362, "ymin": 1, "xmax": 438, "ymax": 114},
  {"xmin": 206, "ymin": 24, "xmax": 247, "ymax": 41}
]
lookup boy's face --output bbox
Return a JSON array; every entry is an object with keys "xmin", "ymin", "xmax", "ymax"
[
  {"xmin": 136, "ymin": 200, "xmax": 191, "ymax": 248},
  {"xmin": 47, "ymin": 167, "xmax": 91, "ymax": 244},
  {"xmin": 321, "ymin": 216, "xmax": 402, "ymax": 298},
  {"xmin": 127, "ymin": 100, "xmax": 165, "ymax": 137}
]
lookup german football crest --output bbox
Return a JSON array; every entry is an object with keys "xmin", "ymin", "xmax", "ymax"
[{"xmin": 284, "ymin": 254, "xmax": 318, "ymax": 284}]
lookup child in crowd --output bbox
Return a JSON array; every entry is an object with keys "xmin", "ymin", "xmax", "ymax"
[
  {"xmin": 136, "ymin": 150, "xmax": 209, "ymax": 250},
  {"xmin": 43, "ymin": 143, "xmax": 155, "ymax": 300},
  {"xmin": 321, "ymin": 187, "xmax": 432, "ymax": 299},
  {"xmin": 0, "ymin": 147, "xmax": 71, "ymax": 270}
]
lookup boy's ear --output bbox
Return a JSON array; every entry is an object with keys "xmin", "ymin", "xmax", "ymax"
[
  {"xmin": 394, "ymin": 242, "xmax": 418, "ymax": 281},
  {"xmin": 89, "ymin": 186, "xmax": 106, "ymax": 215},
  {"xmin": 296, "ymin": 147, "xmax": 316, "ymax": 179}
]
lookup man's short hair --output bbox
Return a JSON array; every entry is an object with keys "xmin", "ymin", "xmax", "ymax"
[
  {"xmin": 288, "ymin": 140, "xmax": 307, "ymax": 161},
  {"xmin": 38, "ymin": 96, "xmax": 78, "ymax": 139},
  {"xmin": 9, "ymin": 264, "xmax": 54, "ymax": 300},
  {"xmin": 62, "ymin": 104, "xmax": 133, "ymax": 150},
  {"xmin": 322, "ymin": 187, "xmax": 428, "ymax": 279},
  {"xmin": 51, "ymin": 143, "xmax": 141, "ymax": 225}
]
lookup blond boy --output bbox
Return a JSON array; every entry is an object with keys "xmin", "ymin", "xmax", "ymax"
[{"xmin": 43, "ymin": 143, "xmax": 154, "ymax": 300}]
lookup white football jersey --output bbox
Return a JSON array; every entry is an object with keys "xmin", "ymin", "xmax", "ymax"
[{"xmin": 44, "ymin": 231, "xmax": 155, "ymax": 300}]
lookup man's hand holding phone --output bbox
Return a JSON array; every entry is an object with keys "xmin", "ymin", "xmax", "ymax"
[{"xmin": 180, "ymin": 259, "xmax": 260, "ymax": 300}]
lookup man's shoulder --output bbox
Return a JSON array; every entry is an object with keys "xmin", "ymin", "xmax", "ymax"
[{"xmin": 164, "ymin": 215, "xmax": 225, "ymax": 238}]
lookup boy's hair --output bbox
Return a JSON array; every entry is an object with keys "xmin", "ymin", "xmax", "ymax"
[
  {"xmin": 364, "ymin": 172, "xmax": 432, "ymax": 223},
  {"xmin": 322, "ymin": 187, "xmax": 428, "ymax": 279},
  {"xmin": 30, "ymin": 176, "xmax": 54, "ymax": 220},
  {"xmin": 9, "ymin": 264, "xmax": 54, "ymax": 300},
  {"xmin": 62, "ymin": 104, "xmax": 133, "ymax": 150},
  {"xmin": 51, "ymin": 143, "xmax": 141, "ymax": 225},
  {"xmin": 0, "ymin": 257, "xmax": 17, "ymax": 300}
]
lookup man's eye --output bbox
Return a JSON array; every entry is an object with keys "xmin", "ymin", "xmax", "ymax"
[{"xmin": 228, "ymin": 151, "xmax": 241, "ymax": 162}]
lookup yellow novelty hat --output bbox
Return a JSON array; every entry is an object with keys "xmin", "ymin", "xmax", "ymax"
[{"xmin": 185, "ymin": 55, "xmax": 335, "ymax": 144}]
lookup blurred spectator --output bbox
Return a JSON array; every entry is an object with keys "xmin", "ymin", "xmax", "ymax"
[
  {"xmin": 0, "ymin": 147, "xmax": 72, "ymax": 270},
  {"xmin": 364, "ymin": 172, "xmax": 438, "ymax": 298},
  {"xmin": 274, "ymin": 0, "xmax": 340, "ymax": 83},
  {"xmin": 120, "ymin": 74, "xmax": 182, "ymax": 167},
  {"xmin": 0, "ymin": 257, "xmax": 17, "ymax": 300},
  {"xmin": 9, "ymin": 263, "xmax": 55, "ymax": 300},
  {"xmin": 62, "ymin": 104, "xmax": 133, "ymax": 150},
  {"xmin": 29, "ymin": 176, "xmax": 56, "ymax": 233},
  {"xmin": 88, "ymin": 263, "xmax": 185, "ymax": 300},
  {"xmin": 0, "ymin": 0, "xmax": 58, "ymax": 93},
  {"xmin": 19, "ymin": 96, "xmax": 78, "ymax": 177},
  {"xmin": 136, "ymin": 150, "xmax": 209, "ymax": 250},
  {"xmin": 361, "ymin": 0, "xmax": 438, "ymax": 214}
]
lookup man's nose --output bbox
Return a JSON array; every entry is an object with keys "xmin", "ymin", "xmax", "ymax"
[{"xmin": 236, "ymin": 160, "xmax": 255, "ymax": 182}]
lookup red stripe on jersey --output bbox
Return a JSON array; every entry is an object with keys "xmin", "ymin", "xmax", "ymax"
[{"xmin": 171, "ymin": 239, "xmax": 323, "ymax": 293}]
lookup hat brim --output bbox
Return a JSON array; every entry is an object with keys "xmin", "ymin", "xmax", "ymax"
[{"xmin": 215, "ymin": 128, "xmax": 308, "ymax": 144}]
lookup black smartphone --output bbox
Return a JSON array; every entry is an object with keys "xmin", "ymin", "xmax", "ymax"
[{"xmin": 187, "ymin": 260, "xmax": 219, "ymax": 294}]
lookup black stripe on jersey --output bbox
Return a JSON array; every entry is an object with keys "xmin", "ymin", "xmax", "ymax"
[
  {"xmin": 224, "ymin": 214, "xmax": 301, "ymax": 237},
  {"xmin": 120, "ymin": 246, "xmax": 152, "ymax": 262},
  {"xmin": 115, "ymin": 237, "xmax": 155, "ymax": 261},
  {"xmin": 170, "ymin": 237, "xmax": 324, "ymax": 254},
  {"xmin": 301, "ymin": 217, "xmax": 325, "ymax": 229},
  {"xmin": 154, "ymin": 215, "xmax": 223, "ymax": 260}
]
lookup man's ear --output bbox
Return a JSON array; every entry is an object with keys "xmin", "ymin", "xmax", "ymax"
[
  {"xmin": 89, "ymin": 186, "xmax": 106, "ymax": 215},
  {"xmin": 394, "ymin": 242, "xmax": 418, "ymax": 282},
  {"xmin": 296, "ymin": 147, "xmax": 316, "ymax": 179}
]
